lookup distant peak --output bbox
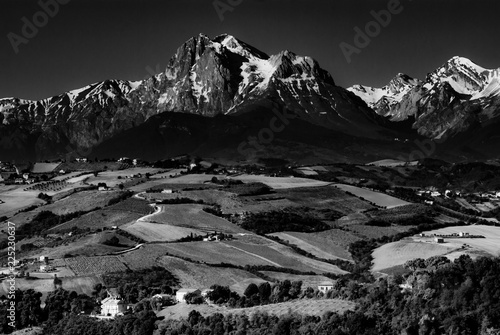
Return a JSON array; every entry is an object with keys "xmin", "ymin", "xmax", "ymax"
[{"xmin": 445, "ymin": 56, "xmax": 487, "ymax": 73}]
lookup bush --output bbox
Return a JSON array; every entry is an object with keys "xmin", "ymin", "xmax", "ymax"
[{"xmin": 184, "ymin": 291, "xmax": 204, "ymax": 304}]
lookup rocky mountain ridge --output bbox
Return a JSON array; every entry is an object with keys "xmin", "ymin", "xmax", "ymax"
[
  {"xmin": 348, "ymin": 56, "xmax": 500, "ymax": 140},
  {"xmin": 0, "ymin": 34, "xmax": 388, "ymax": 161}
]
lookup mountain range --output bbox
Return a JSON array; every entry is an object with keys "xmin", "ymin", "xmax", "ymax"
[{"xmin": 1, "ymin": 34, "xmax": 499, "ymax": 164}]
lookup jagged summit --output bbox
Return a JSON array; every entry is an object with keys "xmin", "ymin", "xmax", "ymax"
[{"xmin": 0, "ymin": 33, "xmax": 383, "ymax": 161}]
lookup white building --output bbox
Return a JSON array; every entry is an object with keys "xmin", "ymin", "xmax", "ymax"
[
  {"xmin": 318, "ymin": 281, "xmax": 334, "ymax": 293},
  {"xmin": 161, "ymin": 189, "xmax": 173, "ymax": 194},
  {"xmin": 176, "ymin": 288, "xmax": 200, "ymax": 303},
  {"xmin": 101, "ymin": 291, "xmax": 126, "ymax": 317}
]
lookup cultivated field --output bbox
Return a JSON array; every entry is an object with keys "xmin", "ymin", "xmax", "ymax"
[
  {"xmin": 49, "ymin": 198, "xmax": 151, "ymax": 233},
  {"xmin": 122, "ymin": 204, "xmax": 247, "ymax": 242},
  {"xmin": 159, "ymin": 234, "xmax": 346, "ymax": 274},
  {"xmin": 372, "ymin": 225, "xmax": 500, "ymax": 271},
  {"xmin": 372, "ymin": 225, "xmax": 500, "ymax": 273},
  {"xmin": 334, "ymin": 184, "xmax": 410, "ymax": 208},
  {"xmin": 9, "ymin": 190, "xmax": 124, "ymax": 226},
  {"xmin": 0, "ymin": 276, "xmax": 101, "ymax": 302},
  {"xmin": 31, "ymin": 163, "xmax": 61, "ymax": 174},
  {"xmin": 158, "ymin": 298, "xmax": 355, "ymax": 320},
  {"xmin": 52, "ymin": 171, "xmax": 90, "ymax": 181},
  {"xmin": 294, "ymin": 167, "xmax": 319, "ymax": 176},
  {"xmin": 270, "ymin": 229, "xmax": 360, "ymax": 261},
  {"xmin": 119, "ymin": 244, "xmax": 175, "ymax": 270},
  {"xmin": 367, "ymin": 159, "xmax": 418, "ymax": 167},
  {"xmin": 161, "ymin": 241, "xmax": 277, "ymax": 267},
  {"xmin": 122, "ymin": 220, "xmax": 206, "ymax": 242},
  {"xmin": 347, "ymin": 224, "xmax": 416, "ymax": 240},
  {"xmin": 85, "ymin": 168, "xmax": 161, "ymax": 187},
  {"xmin": 276, "ymin": 185, "xmax": 375, "ymax": 215},
  {"xmin": 0, "ymin": 185, "xmax": 44, "ymax": 217},
  {"xmin": 141, "ymin": 189, "xmax": 242, "ymax": 212},
  {"xmin": 372, "ymin": 239, "xmax": 455, "ymax": 272},
  {"xmin": 232, "ymin": 175, "xmax": 331, "ymax": 189},
  {"xmin": 158, "ymin": 256, "xmax": 266, "ymax": 294},
  {"xmin": 58, "ymin": 256, "xmax": 128, "ymax": 275},
  {"xmin": 148, "ymin": 174, "xmax": 331, "ymax": 190},
  {"xmin": 260, "ymin": 271, "xmax": 334, "ymax": 289},
  {"xmin": 414, "ymin": 225, "xmax": 500, "ymax": 257},
  {"xmin": 29, "ymin": 232, "xmax": 135, "ymax": 259},
  {"xmin": 65, "ymin": 173, "xmax": 94, "ymax": 184}
]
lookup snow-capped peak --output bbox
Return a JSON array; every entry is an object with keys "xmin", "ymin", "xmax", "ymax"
[
  {"xmin": 347, "ymin": 73, "xmax": 420, "ymax": 112},
  {"xmin": 425, "ymin": 56, "xmax": 494, "ymax": 96}
]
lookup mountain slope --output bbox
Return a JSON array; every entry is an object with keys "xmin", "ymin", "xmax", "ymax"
[{"xmin": 0, "ymin": 34, "xmax": 395, "ymax": 162}]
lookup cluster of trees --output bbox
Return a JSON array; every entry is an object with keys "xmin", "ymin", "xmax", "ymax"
[
  {"xmin": 224, "ymin": 182, "xmax": 272, "ymax": 196},
  {"xmin": 99, "ymin": 267, "xmax": 178, "ymax": 304},
  {"xmin": 102, "ymin": 236, "xmax": 122, "ymax": 247},
  {"xmin": 157, "ymin": 197, "xmax": 204, "ymax": 205},
  {"xmin": 37, "ymin": 192, "xmax": 53, "ymax": 202},
  {"xmin": 0, "ymin": 288, "xmax": 97, "ymax": 334},
  {"xmin": 44, "ymin": 310, "xmax": 158, "ymax": 335},
  {"xmin": 156, "ymin": 255, "xmax": 500, "ymax": 335},
  {"xmin": 115, "ymin": 229, "xmax": 146, "ymax": 244},
  {"xmin": 203, "ymin": 205, "xmax": 224, "ymax": 217},
  {"xmin": 241, "ymin": 208, "xmax": 330, "ymax": 234},
  {"xmin": 107, "ymin": 190, "xmax": 133, "ymax": 206},
  {"xmin": 17, "ymin": 210, "xmax": 91, "ymax": 238},
  {"xmin": 187, "ymin": 281, "xmax": 305, "ymax": 309}
]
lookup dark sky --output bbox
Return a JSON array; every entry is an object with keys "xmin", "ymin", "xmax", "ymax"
[{"xmin": 1, "ymin": 0, "xmax": 499, "ymax": 100}]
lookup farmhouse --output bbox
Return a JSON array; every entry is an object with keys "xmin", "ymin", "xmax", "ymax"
[
  {"xmin": 176, "ymin": 288, "xmax": 200, "ymax": 303},
  {"xmin": 40, "ymin": 256, "xmax": 47, "ymax": 263},
  {"xmin": 161, "ymin": 189, "xmax": 173, "ymax": 194},
  {"xmin": 435, "ymin": 237, "xmax": 445, "ymax": 243},
  {"xmin": 318, "ymin": 281, "xmax": 334, "ymax": 293},
  {"xmin": 101, "ymin": 290, "xmax": 127, "ymax": 317}
]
